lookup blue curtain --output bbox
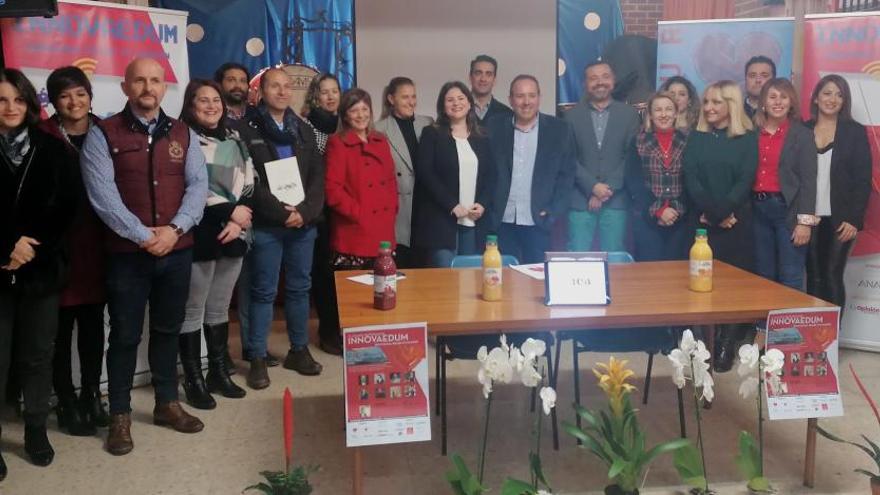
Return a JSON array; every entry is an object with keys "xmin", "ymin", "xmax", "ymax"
[
  {"xmin": 557, "ymin": 0, "xmax": 624, "ymax": 106},
  {"xmin": 157, "ymin": 0, "xmax": 354, "ymax": 89}
]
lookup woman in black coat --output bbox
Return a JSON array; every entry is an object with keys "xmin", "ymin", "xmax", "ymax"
[
  {"xmin": 805, "ymin": 74, "xmax": 873, "ymax": 308},
  {"xmin": 412, "ymin": 81, "xmax": 496, "ymax": 267},
  {"xmin": 0, "ymin": 68, "xmax": 77, "ymax": 476}
]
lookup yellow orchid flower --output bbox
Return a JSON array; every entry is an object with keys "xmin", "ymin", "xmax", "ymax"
[{"xmin": 593, "ymin": 356, "xmax": 637, "ymax": 417}]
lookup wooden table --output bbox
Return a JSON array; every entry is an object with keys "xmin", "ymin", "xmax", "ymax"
[{"xmin": 335, "ymin": 261, "xmax": 835, "ymax": 493}]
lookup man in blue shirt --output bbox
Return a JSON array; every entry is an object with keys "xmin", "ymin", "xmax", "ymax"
[{"xmin": 81, "ymin": 58, "xmax": 208, "ymax": 456}]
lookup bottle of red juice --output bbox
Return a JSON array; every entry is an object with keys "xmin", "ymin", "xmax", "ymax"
[{"xmin": 373, "ymin": 241, "xmax": 397, "ymax": 310}]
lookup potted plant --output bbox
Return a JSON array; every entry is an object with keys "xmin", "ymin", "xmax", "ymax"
[
  {"xmin": 563, "ymin": 356, "xmax": 691, "ymax": 495},
  {"xmin": 817, "ymin": 364, "xmax": 880, "ymax": 495}
]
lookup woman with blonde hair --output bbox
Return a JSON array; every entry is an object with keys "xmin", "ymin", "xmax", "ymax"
[
  {"xmin": 683, "ymin": 80, "xmax": 758, "ymax": 371},
  {"xmin": 751, "ymin": 78, "xmax": 817, "ymax": 291}
]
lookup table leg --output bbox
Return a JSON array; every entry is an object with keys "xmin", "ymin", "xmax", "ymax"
[
  {"xmin": 804, "ymin": 418, "xmax": 817, "ymax": 488},
  {"xmin": 353, "ymin": 447, "xmax": 364, "ymax": 495}
]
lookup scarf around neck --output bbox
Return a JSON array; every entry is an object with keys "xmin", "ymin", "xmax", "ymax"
[
  {"xmin": 0, "ymin": 127, "xmax": 31, "ymax": 168},
  {"xmin": 255, "ymin": 103, "xmax": 301, "ymax": 146},
  {"xmin": 308, "ymin": 106, "xmax": 338, "ymax": 135}
]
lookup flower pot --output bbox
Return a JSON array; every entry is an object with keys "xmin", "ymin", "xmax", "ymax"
[
  {"xmin": 871, "ymin": 476, "xmax": 880, "ymax": 495},
  {"xmin": 604, "ymin": 485, "xmax": 639, "ymax": 495}
]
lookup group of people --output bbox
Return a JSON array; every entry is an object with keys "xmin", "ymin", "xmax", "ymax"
[{"xmin": 0, "ymin": 49, "xmax": 872, "ymax": 479}]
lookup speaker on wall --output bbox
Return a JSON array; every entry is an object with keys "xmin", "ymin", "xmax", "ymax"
[{"xmin": 0, "ymin": 0, "xmax": 58, "ymax": 19}]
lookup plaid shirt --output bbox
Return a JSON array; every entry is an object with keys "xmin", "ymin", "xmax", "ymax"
[{"xmin": 634, "ymin": 129, "xmax": 688, "ymax": 217}]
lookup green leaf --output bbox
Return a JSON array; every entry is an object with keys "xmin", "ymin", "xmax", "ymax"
[
  {"xmin": 563, "ymin": 422, "xmax": 613, "ymax": 464},
  {"xmin": 747, "ymin": 476, "xmax": 772, "ymax": 492},
  {"xmin": 673, "ymin": 443, "xmax": 705, "ymax": 488},
  {"xmin": 446, "ymin": 454, "xmax": 484, "ymax": 495},
  {"xmin": 243, "ymin": 483, "xmax": 274, "ymax": 494},
  {"xmin": 529, "ymin": 452, "xmax": 551, "ymax": 490},
  {"xmin": 642, "ymin": 437, "xmax": 691, "ymax": 466},
  {"xmin": 574, "ymin": 403, "xmax": 602, "ymax": 430},
  {"xmin": 854, "ymin": 468, "xmax": 880, "ymax": 479},
  {"xmin": 817, "ymin": 427, "xmax": 877, "ymax": 460},
  {"xmin": 608, "ymin": 457, "xmax": 629, "ymax": 480},
  {"xmin": 500, "ymin": 478, "xmax": 535, "ymax": 495},
  {"xmin": 735, "ymin": 431, "xmax": 762, "ymax": 480}
]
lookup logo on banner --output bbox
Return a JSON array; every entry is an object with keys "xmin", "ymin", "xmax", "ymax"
[{"xmin": 168, "ymin": 141, "xmax": 184, "ymax": 161}]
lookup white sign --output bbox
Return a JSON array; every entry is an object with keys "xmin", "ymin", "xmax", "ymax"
[
  {"xmin": 544, "ymin": 257, "xmax": 609, "ymax": 306},
  {"xmin": 263, "ymin": 157, "xmax": 304, "ymax": 206},
  {"xmin": 343, "ymin": 323, "xmax": 431, "ymax": 447}
]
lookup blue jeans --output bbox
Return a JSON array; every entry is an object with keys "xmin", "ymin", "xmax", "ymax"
[
  {"xmin": 499, "ymin": 223, "xmax": 549, "ymax": 264},
  {"xmin": 428, "ymin": 225, "xmax": 477, "ymax": 267},
  {"xmin": 752, "ymin": 196, "xmax": 807, "ymax": 290},
  {"xmin": 105, "ymin": 249, "xmax": 192, "ymax": 414},
  {"xmin": 567, "ymin": 208, "xmax": 627, "ymax": 252},
  {"xmin": 248, "ymin": 226, "xmax": 316, "ymax": 357}
]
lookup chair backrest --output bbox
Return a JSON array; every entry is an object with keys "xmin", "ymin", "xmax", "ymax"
[
  {"xmin": 450, "ymin": 254, "xmax": 520, "ymax": 268},
  {"xmin": 606, "ymin": 251, "xmax": 635, "ymax": 264}
]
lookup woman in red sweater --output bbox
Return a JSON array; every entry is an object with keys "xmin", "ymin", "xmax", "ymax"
[{"xmin": 324, "ymin": 88, "xmax": 398, "ymax": 330}]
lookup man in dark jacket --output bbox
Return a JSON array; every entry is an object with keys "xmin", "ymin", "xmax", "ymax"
[
  {"xmin": 487, "ymin": 75, "xmax": 576, "ymax": 263},
  {"xmin": 81, "ymin": 58, "xmax": 208, "ymax": 456},
  {"xmin": 469, "ymin": 54, "xmax": 513, "ymax": 125}
]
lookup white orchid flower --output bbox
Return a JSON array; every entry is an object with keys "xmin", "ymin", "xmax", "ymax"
[
  {"xmin": 667, "ymin": 348, "xmax": 688, "ymax": 389},
  {"xmin": 499, "ymin": 334, "xmax": 509, "ymax": 352},
  {"xmin": 679, "ymin": 329, "xmax": 697, "ymax": 354},
  {"xmin": 508, "ymin": 345, "xmax": 525, "ymax": 373},
  {"xmin": 537, "ymin": 490, "xmax": 552, "ymax": 495},
  {"xmin": 739, "ymin": 375, "xmax": 759, "ymax": 399},
  {"xmin": 477, "ymin": 367, "xmax": 493, "ymax": 398},
  {"xmin": 520, "ymin": 363, "xmax": 542, "ymax": 388},
  {"xmin": 520, "ymin": 338, "xmax": 547, "ymax": 363},
  {"xmin": 761, "ymin": 348, "xmax": 785, "ymax": 376},
  {"xmin": 737, "ymin": 343, "xmax": 760, "ymax": 377},
  {"xmin": 540, "ymin": 387, "xmax": 556, "ymax": 415}
]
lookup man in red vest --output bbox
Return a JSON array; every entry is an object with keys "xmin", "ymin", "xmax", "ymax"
[{"xmin": 81, "ymin": 58, "xmax": 208, "ymax": 456}]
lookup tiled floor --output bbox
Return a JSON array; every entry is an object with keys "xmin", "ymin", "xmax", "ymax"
[{"xmin": 0, "ymin": 321, "xmax": 876, "ymax": 494}]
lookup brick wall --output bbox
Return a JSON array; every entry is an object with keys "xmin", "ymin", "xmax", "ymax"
[{"xmin": 620, "ymin": 0, "xmax": 664, "ymax": 38}]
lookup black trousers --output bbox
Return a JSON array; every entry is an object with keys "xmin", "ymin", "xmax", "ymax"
[
  {"xmin": 807, "ymin": 218, "xmax": 853, "ymax": 308},
  {"xmin": 311, "ymin": 220, "xmax": 339, "ymax": 343},
  {"xmin": 0, "ymin": 289, "xmax": 60, "ymax": 426},
  {"xmin": 53, "ymin": 303, "xmax": 105, "ymax": 399}
]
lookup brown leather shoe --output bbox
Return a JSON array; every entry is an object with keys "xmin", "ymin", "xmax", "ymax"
[
  {"xmin": 153, "ymin": 401, "xmax": 204, "ymax": 434},
  {"xmin": 106, "ymin": 413, "xmax": 133, "ymax": 456},
  {"xmin": 247, "ymin": 357, "xmax": 271, "ymax": 390}
]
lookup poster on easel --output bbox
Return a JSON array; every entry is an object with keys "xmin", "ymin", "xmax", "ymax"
[
  {"xmin": 343, "ymin": 322, "xmax": 430, "ymax": 447},
  {"xmin": 765, "ymin": 307, "xmax": 844, "ymax": 420}
]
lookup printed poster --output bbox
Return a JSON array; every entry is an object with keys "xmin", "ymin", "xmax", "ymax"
[
  {"xmin": 343, "ymin": 323, "xmax": 430, "ymax": 448},
  {"xmin": 765, "ymin": 307, "xmax": 844, "ymax": 420}
]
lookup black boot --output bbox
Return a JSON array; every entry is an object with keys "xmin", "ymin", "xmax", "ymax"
[
  {"xmin": 204, "ymin": 323, "xmax": 246, "ymax": 399},
  {"xmin": 713, "ymin": 326, "xmax": 737, "ymax": 373},
  {"xmin": 179, "ymin": 331, "xmax": 216, "ymax": 410},
  {"xmin": 24, "ymin": 423, "xmax": 54, "ymax": 467},
  {"xmin": 0, "ymin": 426, "xmax": 7, "ymax": 481},
  {"xmin": 56, "ymin": 393, "xmax": 96, "ymax": 436},
  {"xmin": 79, "ymin": 385, "xmax": 110, "ymax": 428},
  {"xmin": 224, "ymin": 351, "xmax": 237, "ymax": 376}
]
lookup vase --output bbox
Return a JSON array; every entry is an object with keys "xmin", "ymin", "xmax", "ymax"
[
  {"xmin": 604, "ymin": 485, "xmax": 639, "ymax": 495},
  {"xmin": 871, "ymin": 476, "xmax": 880, "ymax": 495}
]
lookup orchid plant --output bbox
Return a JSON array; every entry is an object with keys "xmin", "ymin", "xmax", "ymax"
[
  {"xmin": 734, "ymin": 344, "xmax": 784, "ymax": 493},
  {"xmin": 563, "ymin": 357, "xmax": 690, "ymax": 495},
  {"xmin": 668, "ymin": 330, "xmax": 714, "ymax": 494},
  {"xmin": 446, "ymin": 335, "xmax": 557, "ymax": 495}
]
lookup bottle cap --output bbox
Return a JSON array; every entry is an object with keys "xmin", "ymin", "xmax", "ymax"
[
  {"xmin": 486, "ymin": 234, "xmax": 498, "ymax": 243},
  {"xmin": 379, "ymin": 241, "xmax": 391, "ymax": 249},
  {"xmin": 696, "ymin": 228, "xmax": 707, "ymax": 237}
]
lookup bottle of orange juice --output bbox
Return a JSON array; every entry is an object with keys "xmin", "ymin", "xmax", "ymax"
[
  {"xmin": 482, "ymin": 235, "xmax": 502, "ymax": 301},
  {"xmin": 689, "ymin": 228, "xmax": 713, "ymax": 292}
]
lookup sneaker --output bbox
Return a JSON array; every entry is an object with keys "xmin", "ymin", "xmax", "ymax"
[{"xmin": 283, "ymin": 347, "xmax": 323, "ymax": 376}]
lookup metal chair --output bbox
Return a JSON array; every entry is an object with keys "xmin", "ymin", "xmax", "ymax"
[
  {"xmin": 551, "ymin": 251, "xmax": 687, "ymax": 441},
  {"xmin": 436, "ymin": 254, "xmax": 558, "ymax": 455}
]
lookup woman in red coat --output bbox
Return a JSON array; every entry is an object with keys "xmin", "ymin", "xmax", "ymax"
[{"xmin": 324, "ymin": 88, "xmax": 398, "ymax": 336}]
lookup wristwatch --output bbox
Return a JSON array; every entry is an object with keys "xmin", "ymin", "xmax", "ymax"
[{"xmin": 168, "ymin": 223, "xmax": 184, "ymax": 237}]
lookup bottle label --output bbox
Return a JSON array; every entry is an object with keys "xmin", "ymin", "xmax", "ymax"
[
  {"xmin": 690, "ymin": 259, "xmax": 712, "ymax": 277},
  {"xmin": 484, "ymin": 267, "xmax": 502, "ymax": 287},
  {"xmin": 374, "ymin": 274, "xmax": 397, "ymax": 296}
]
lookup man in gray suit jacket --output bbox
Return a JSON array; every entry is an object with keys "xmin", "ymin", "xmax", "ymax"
[
  {"xmin": 488, "ymin": 75, "xmax": 576, "ymax": 263},
  {"xmin": 374, "ymin": 76, "xmax": 434, "ymax": 267},
  {"xmin": 564, "ymin": 61, "xmax": 640, "ymax": 252}
]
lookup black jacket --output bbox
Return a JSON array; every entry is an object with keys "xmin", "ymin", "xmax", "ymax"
[
  {"xmin": 805, "ymin": 118, "xmax": 873, "ymax": 230},
  {"xmin": 477, "ymin": 97, "xmax": 513, "ymax": 125},
  {"xmin": 0, "ymin": 127, "xmax": 77, "ymax": 295},
  {"xmin": 240, "ymin": 114, "xmax": 324, "ymax": 229},
  {"xmin": 486, "ymin": 113, "xmax": 576, "ymax": 232},
  {"xmin": 411, "ymin": 126, "xmax": 497, "ymax": 250}
]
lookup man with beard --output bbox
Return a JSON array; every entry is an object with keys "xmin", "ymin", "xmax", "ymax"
[
  {"xmin": 213, "ymin": 62, "xmax": 252, "ymax": 121},
  {"xmin": 469, "ymin": 54, "xmax": 512, "ymax": 125},
  {"xmin": 564, "ymin": 61, "xmax": 639, "ymax": 252},
  {"xmin": 81, "ymin": 58, "xmax": 208, "ymax": 455}
]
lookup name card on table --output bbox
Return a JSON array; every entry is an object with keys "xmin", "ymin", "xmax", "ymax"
[
  {"xmin": 543, "ymin": 252, "xmax": 610, "ymax": 306},
  {"xmin": 263, "ymin": 156, "xmax": 304, "ymax": 206}
]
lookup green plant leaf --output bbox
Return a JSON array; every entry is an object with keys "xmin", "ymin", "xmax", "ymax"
[
  {"xmin": 861, "ymin": 435, "xmax": 880, "ymax": 465},
  {"xmin": 529, "ymin": 452, "xmax": 551, "ymax": 490},
  {"xmin": 243, "ymin": 483, "xmax": 274, "ymax": 494},
  {"xmin": 854, "ymin": 468, "xmax": 880, "ymax": 479},
  {"xmin": 673, "ymin": 442, "xmax": 706, "ymax": 489},
  {"xmin": 500, "ymin": 478, "xmax": 535, "ymax": 495},
  {"xmin": 817, "ymin": 426, "xmax": 877, "ymax": 460},
  {"xmin": 608, "ymin": 457, "xmax": 629, "ymax": 480},
  {"xmin": 747, "ymin": 476, "xmax": 772, "ymax": 492},
  {"xmin": 735, "ymin": 431, "xmax": 762, "ymax": 480},
  {"xmin": 563, "ymin": 421, "xmax": 613, "ymax": 464},
  {"xmin": 642, "ymin": 437, "xmax": 691, "ymax": 466},
  {"xmin": 574, "ymin": 403, "xmax": 602, "ymax": 430}
]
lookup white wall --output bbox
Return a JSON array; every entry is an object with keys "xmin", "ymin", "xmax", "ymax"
[{"xmin": 355, "ymin": 0, "xmax": 557, "ymax": 119}]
